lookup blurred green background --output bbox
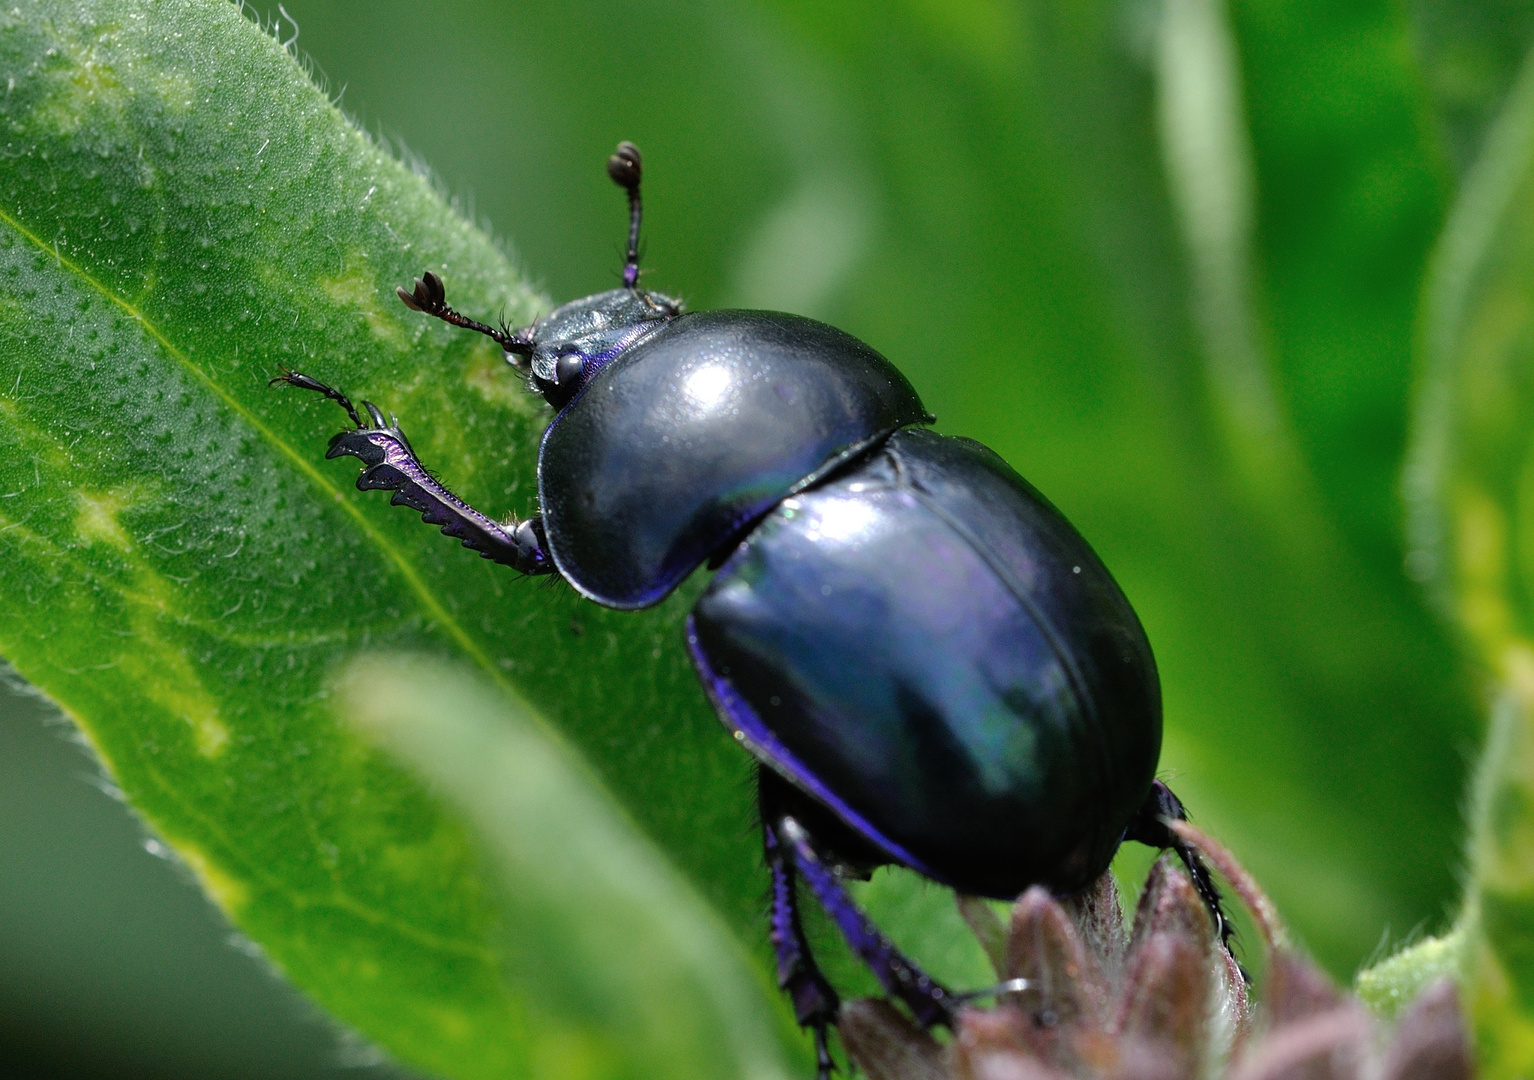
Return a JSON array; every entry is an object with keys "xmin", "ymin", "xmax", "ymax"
[{"xmin": 3, "ymin": 0, "xmax": 1529, "ymax": 1072}]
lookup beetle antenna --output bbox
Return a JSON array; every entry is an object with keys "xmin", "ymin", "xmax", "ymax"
[
  {"xmin": 608, "ymin": 141, "xmax": 644, "ymax": 288},
  {"xmin": 397, "ymin": 271, "xmax": 535, "ymax": 358}
]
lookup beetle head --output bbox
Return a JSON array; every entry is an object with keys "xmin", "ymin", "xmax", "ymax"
[
  {"xmin": 397, "ymin": 142, "xmax": 682, "ymax": 410},
  {"xmin": 520, "ymin": 141, "xmax": 685, "ymax": 408},
  {"xmin": 520, "ymin": 287, "xmax": 681, "ymax": 409}
]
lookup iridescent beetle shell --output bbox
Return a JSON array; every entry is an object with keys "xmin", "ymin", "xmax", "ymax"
[
  {"xmin": 538, "ymin": 309, "xmax": 930, "ymax": 608},
  {"xmin": 294, "ymin": 141, "xmax": 1229, "ymax": 1080},
  {"xmin": 688, "ymin": 427, "xmax": 1161, "ymax": 898}
]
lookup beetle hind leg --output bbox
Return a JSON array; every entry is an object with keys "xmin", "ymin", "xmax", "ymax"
[
  {"xmin": 778, "ymin": 816, "xmax": 956, "ymax": 1029},
  {"xmin": 272, "ymin": 370, "xmax": 553, "ymax": 576},
  {"xmin": 1125, "ymin": 779, "xmax": 1243, "ymax": 971}
]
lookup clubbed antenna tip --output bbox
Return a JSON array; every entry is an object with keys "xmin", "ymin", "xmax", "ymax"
[
  {"xmin": 608, "ymin": 142, "xmax": 644, "ymax": 288},
  {"xmin": 394, "ymin": 270, "xmax": 533, "ymax": 358},
  {"xmin": 607, "ymin": 141, "xmax": 642, "ymax": 191},
  {"xmin": 396, "ymin": 270, "xmax": 446, "ymax": 314}
]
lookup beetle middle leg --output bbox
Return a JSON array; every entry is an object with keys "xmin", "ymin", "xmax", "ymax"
[
  {"xmin": 759, "ymin": 772, "xmax": 956, "ymax": 1046},
  {"xmin": 763, "ymin": 812, "xmax": 840, "ymax": 1079},
  {"xmin": 272, "ymin": 370, "xmax": 552, "ymax": 576}
]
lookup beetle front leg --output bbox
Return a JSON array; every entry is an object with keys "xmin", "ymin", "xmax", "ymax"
[
  {"xmin": 775, "ymin": 814, "xmax": 955, "ymax": 1031},
  {"xmin": 272, "ymin": 371, "xmax": 552, "ymax": 576}
]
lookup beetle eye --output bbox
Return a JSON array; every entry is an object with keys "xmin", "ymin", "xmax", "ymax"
[{"xmin": 555, "ymin": 353, "xmax": 584, "ymax": 386}]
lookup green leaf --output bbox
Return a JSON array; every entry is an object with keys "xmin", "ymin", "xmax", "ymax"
[
  {"xmin": 1209, "ymin": 0, "xmax": 1476, "ymax": 959},
  {"xmin": 1232, "ymin": 0, "xmax": 1449, "ymax": 566},
  {"xmin": 1405, "ymin": 36, "xmax": 1534, "ymax": 1076},
  {"xmin": 338, "ymin": 654, "xmax": 790, "ymax": 1080},
  {"xmin": 0, "ymin": 2, "xmax": 785, "ymax": 1075},
  {"xmin": 1408, "ymin": 0, "xmax": 1534, "ymax": 176},
  {"xmin": 1354, "ymin": 928, "xmax": 1467, "ymax": 1019},
  {"xmin": 1464, "ymin": 695, "xmax": 1534, "ymax": 1073}
]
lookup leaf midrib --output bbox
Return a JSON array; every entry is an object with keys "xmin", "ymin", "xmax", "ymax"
[
  {"xmin": 0, "ymin": 198, "xmax": 520, "ymax": 965},
  {"xmin": 0, "ymin": 199, "xmax": 513, "ymax": 695}
]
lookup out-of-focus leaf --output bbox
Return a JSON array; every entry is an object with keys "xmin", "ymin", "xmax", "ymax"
[
  {"xmin": 1464, "ymin": 695, "xmax": 1534, "ymax": 1074},
  {"xmin": 339, "ymin": 654, "xmax": 790, "ymax": 1080},
  {"xmin": 1355, "ymin": 928, "xmax": 1467, "ymax": 1018},
  {"xmin": 1216, "ymin": 0, "xmax": 1480, "ymax": 953},
  {"xmin": 1157, "ymin": 0, "xmax": 1293, "ymax": 508},
  {"xmin": 1408, "ymin": 0, "xmax": 1534, "ymax": 175},
  {"xmin": 0, "ymin": 2, "xmax": 790, "ymax": 1075},
  {"xmin": 1232, "ymin": 0, "xmax": 1449, "ymax": 567},
  {"xmin": 1405, "ymin": 39, "xmax": 1534, "ymax": 1075}
]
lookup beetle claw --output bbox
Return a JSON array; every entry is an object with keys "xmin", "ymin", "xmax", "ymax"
[
  {"xmin": 269, "ymin": 368, "xmax": 365, "ymax": 429},
  {"xmin": 269, "ymin": 367, "xmax": 323, "ymax": 392}
]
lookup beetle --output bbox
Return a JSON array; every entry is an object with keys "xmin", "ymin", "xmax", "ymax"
[{"xmin": 275, "ymin": 142, "xmax": 1231, "ymax": 1077}]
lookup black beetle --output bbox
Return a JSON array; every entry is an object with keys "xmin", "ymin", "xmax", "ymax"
[{"xmin": 275, "ymin": 142, "xmax": 1232, "ymax": 1077}]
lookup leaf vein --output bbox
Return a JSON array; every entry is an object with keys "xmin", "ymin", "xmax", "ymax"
[{"xmin": 0, "ymin": 200, "xmax": 512, "ymax": 693}]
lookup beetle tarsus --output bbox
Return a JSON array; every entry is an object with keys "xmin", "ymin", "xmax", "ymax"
[
  {"xmin": 1126, "ymin": 779, "xmax": 1244, "ymax": 977},
  {"xmin": 763, "ymin": 794, "xmax": 841, "ymax": 1028},
  {"xmin": 269, "ymin": 368, "xmax": 365, "ymax": 429},
  {"xmin": 396, "ymin": 270, "xmax": 534, "ymax": 359},
  {"xmin": 765, "ymin": 814, "xmax": 841, "ymax": 1078},
  {"xmin": 812, "ymin": 1024, "xmax": 836, "ymax": 1080}
]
